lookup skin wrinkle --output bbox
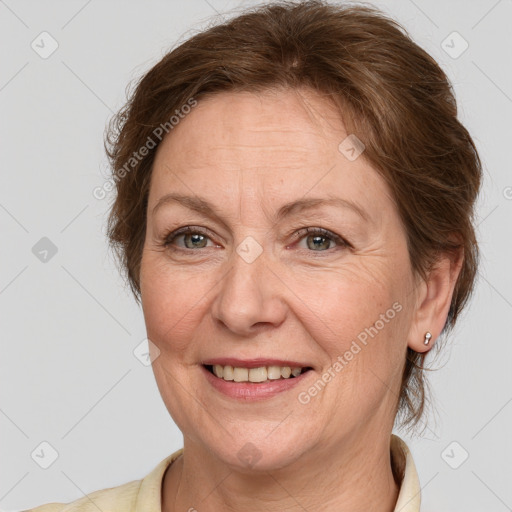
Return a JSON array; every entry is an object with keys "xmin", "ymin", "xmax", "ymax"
[
  {"xmin": 150, "ymin": 195, "xmax": 372, "ymax": 255},
  {"xmin": 139, "ymin": 88, "xmax": 458, "ymax": 512}
]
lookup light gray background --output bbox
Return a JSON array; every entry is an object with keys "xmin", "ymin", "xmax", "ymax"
[{"xmin": 1, "ymin": 0, "xmax": 511, "ymax": 510}]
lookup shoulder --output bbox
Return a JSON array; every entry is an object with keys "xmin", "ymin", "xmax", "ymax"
[
  {"xmin": 391, "ymin": 434, "xmax": 421, "ymax": 512},
  {"xmin": 23, "ymin": 449, "xmax": 183, "ymax": 512},
  {"xmin": 23, "ymin": 479, "xmax": 142, "ymax": 512}
]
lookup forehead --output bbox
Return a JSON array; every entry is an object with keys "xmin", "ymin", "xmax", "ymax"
[
  {"xmin": 154, "ymin": 88, "xmax": 345, "ymax": 169},
  {"xmin": 149, "ymin": 88, "xmax": 393, "ymax": 218}
]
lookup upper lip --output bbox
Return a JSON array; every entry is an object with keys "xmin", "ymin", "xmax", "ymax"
[{"xmin": 201, "ymin": 358, "xmax": 312, "ymax": 369}]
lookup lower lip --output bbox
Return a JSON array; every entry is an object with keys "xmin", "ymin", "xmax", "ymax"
[{"xmin": 201, "ymin": 365, "xmax": 311, "ymax": 401}]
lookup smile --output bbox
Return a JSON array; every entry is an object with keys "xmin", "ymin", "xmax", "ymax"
[
  {"xmin": 201, "ymin": 362, "xmax": 314, "ymax": 400},
  {"xmin": 205, "ymin": 364, "xmax": 312, "ymax": 382}
]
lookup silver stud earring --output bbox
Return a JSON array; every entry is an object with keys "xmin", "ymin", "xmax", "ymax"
[{"xmin": 424, "ymin": 332, "xmax": 432, "ymax": 345}]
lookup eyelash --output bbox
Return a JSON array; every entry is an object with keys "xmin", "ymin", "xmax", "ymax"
[{"xmin": 161, "ymin": 226, "xmax": 350, "ymax": 253}]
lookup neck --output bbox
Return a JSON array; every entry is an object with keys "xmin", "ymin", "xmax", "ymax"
[{"xmin": 162, "ymin": 429, "xmax": 401, "ymax": 512}]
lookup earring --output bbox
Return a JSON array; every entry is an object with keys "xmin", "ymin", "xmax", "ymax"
[{"xmin": 424, "ymin": 332, "xmax": 432, "ymax": 345}]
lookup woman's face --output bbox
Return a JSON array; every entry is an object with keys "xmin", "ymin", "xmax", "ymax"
[{"xmin": 140, "ymin": 88, "xmax": 420, "ymax": 470}]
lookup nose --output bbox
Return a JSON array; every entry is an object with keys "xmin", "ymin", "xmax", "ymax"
[{"xmin": 210, "ymin": 240, "xmax": 287, "ymax": 337}]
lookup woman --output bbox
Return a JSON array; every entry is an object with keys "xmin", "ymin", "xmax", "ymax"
[{"xmin": 27, "ymin": 0, "xmax": 482, "ymax": 510}]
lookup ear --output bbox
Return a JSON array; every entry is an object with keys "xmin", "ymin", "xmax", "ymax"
[{"xmin": 407, "ymin": 247, "xmax": 464, "ymax": 353}]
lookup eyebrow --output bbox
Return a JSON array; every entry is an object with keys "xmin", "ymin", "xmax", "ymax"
[{"xmin": 151, "ymin": 192, "xmax": 370, "ymax": 223}]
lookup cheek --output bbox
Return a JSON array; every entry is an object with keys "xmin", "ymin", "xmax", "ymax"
[
  {"xmin": 292, "ymin": 256, "xmax": 400, "ymax": 336},
  {"xmin": 140, "ymin": 251, "xmax": 214, "ymax": 352},
  {"xmin": 290, "ymin": 260, "xmax": 410, "ymax": 399},
  {"xmin": 140, "ymin": 255, "xmax": 208, "ymax": 431}
]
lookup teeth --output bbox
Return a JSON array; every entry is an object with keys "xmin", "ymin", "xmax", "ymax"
[
  {"xmin": 249, "ymin": 367, "xmax": 267, "ymax": 382},
  {"xmin": 291, "ymin": 367, "xmax": 302, "ymax": 377},
  {"xmin": 267, "ymin": 366, "xmax": 282, "ymax": 380},
  {"xmin": 209, "ymin": 364, "xmax": 307, "ymax": 382},
  {"xmin": 222, "ymin": 365, "xmax": 234, "ymax": 380},
  {"xmin": 233, "ymin": 367, "xmax": 249, "ymax": 382}
]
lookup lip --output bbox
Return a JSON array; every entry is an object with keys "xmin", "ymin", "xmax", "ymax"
[
  {"xmin": 200, "ymin": 363, "xmax": 313, "ymax": 401},
  {"xmin": 201, "ymin": 358, "xmax": 312, "ymax": 369}
]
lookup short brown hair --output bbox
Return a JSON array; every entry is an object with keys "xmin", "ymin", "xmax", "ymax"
[{"xmin": 104, "ymin": 0, "xmax": 482, "ymax": 430}]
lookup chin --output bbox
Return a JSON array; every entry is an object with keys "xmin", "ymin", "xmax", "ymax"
[{"xmin": 197, "ymin": 424, "xmax": 318, "ymax": 472}]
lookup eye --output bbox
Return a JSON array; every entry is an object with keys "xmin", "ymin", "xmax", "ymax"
[
  {"xmin": 292, "ymin": 227, "xmax": 349, "ymax": 252},
  {"xmin": 162, "ymin": 226, "xmax": 350, "ymax": 253},
  {"xmin": 163, "ymin": 226, "xmax": 217, "ymax": 250}
]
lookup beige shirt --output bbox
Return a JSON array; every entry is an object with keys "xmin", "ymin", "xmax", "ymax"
[{"xmin": 25, "ymin": 434, "xmax": 420, "ymax": 511}]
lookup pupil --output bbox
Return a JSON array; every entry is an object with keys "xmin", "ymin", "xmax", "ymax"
[
  {"xmin": 309, "ymin": 235, "xmax": 329, "ymax": 251},
  {"xmin": 187, "ymin": 233, "xmax": 205, "ymax": 248}
]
